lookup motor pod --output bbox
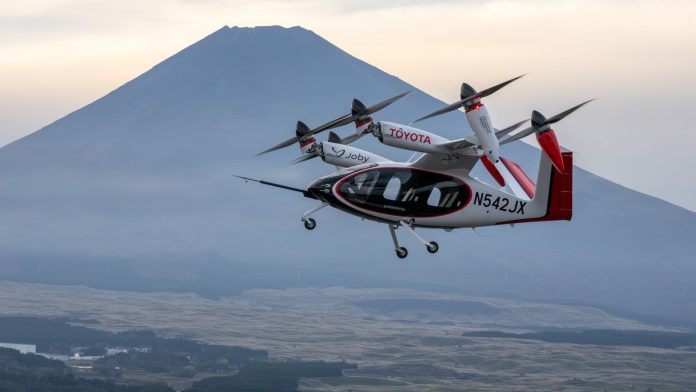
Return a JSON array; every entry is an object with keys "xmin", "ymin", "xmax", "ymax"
[
  {"xmin": 464, "ymin": 101, "xmax": 500, "ymax": 164},
  {"xmin": 376, "ymin": 121, "xmax": 449, "ymax": 153},
  {"xmin": 536, "ymin": 129, "xmax": 564, "ymax": 172},
  {"xmin": 481, "ymin": 155, "xmax": 505, "ymax": 187},
  {"xmin": 320, "ymin": 141, "xmax": 386, "ymax": 168},
  {"xmin": 530, "ymin": 109, "xmax": 565, "ymax": 172},
  {"xmin": 355, "ymin": 116, "xmax": 373, "ymax": 135},
  {"xmin": 296, "ymin": 121, "xmax": 317, "ymax": 155}
]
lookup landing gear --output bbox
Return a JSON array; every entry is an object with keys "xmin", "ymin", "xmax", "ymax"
[
  {"xmin": 388, "ymin": 224, "xmax": 408, "ymax": 260},
  {"xmin": 399, "ymin": 220, "xmax": 439, "ymax": 254},
  {"xmin": 301, "ymin": 202, "xmax": 328, "ymax": 231},
  {"xmin": 387, "ymin": 221, "xmax": 440, "ymax": 258},
  {"xmin": 303, "ymin": 218, "xmax": 316, "ymax": 230},
  {"xmin": 427, "ymin": 241, "xmax": 439, "ymax": 254}
]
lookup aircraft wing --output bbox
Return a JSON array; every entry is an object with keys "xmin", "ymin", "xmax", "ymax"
[
  {"xmin": 410, "ymin": 150, "xmax": 480, "ymax": 172},
  {"xmin": 438, "ymin": 120, "xmax": 528, "ymax": 151},
  {"xmin": 440, "ymin": 135, "xmax": 478, "ymax": 151}
]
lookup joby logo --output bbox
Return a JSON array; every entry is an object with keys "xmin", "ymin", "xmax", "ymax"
[
  {"xmin": 332, "ymin": 147, "xmax": 370, "ymax": 163},
  {"xmin": 389, "ymin": 128, "xmax": 432, "ymax": 144},
  {"xmin": 331, "ymin": 147, "xmax": 346, "ymax": 157}
]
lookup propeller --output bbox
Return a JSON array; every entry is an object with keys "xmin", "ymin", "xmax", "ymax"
[
  {"xmin": 413, "ymin": 75, "xmax": 525, "ymax": 123},
  {"xmin": 501, "ymin": 99, "xmax": 594, "ymax": 171},
  {"xmin": 258, "ymin": 91, "xmax": 410, "ymax": 156},
  {"xmin": 495, "ymin": 119, "xmax": 529, "ymax": 139},
  {"xmin": 501, "ymin": 100, "xmax": 594, "ymax": 145},
  {"xmin": 290, "ymin": 131, "xmax": 343, "ymax": 164}
]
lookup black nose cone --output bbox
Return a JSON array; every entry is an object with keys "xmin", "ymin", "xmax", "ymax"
[
  {"xmin": 308, "ymin": 177, "xmax": 336, "ymax": 199},
  {"xmin": 531, "ymin": 110, "xmax": 548, "ymax": 128},
  {"xmin": 460, "ymin": 83, "xmax": 477, "ymax": 99}
]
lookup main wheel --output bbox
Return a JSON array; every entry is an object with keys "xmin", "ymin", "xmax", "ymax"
[
  {"xmin": 396, "ymin": 247, "xmax": 408, "ymax": 259},
  {"xmin": 426, "ymin": 241, "xmax": 439, "ymax": 254},
  {"xmin": 303, "ymin": 218, "xmax": 316, "ymax": 230}
]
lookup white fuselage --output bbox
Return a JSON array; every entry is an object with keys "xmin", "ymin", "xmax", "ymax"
[{"xmin": 307, "ymin": 157, "xmax": 555, "ymax": 229}]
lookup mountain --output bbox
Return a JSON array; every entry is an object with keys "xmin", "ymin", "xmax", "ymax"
[{"xmin": 0, "ymin": 26, "xmax": 694, "ymax": 327}]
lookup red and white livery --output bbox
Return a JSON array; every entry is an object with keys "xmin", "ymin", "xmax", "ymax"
[{"xmin": 244, "ymin": 76, "xmax": 591, "ymax": 258}]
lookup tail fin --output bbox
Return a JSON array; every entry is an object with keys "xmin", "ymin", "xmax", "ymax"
[
  {"xmin": 498, "ymin": 149, "xmax": 572, "ymax": 224},
  {"xmin": 534, "ymin": 149, "xmax": 572, "ymax": 221}
]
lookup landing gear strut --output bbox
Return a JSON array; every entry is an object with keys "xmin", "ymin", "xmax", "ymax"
[
  {"xmin": 388, "ymin": 224, "xmax": 408, "ymax": 259},
  {"xmin": 387, "ymin": 221, "xmax": 440, "ymax": 258},
  {"xmin": 301, "ymin": 202, "xmax": 328, "ymax": 231},
  {"xmin": 399, "ymin": 220, "xmax": 439, "ymax": 254}
]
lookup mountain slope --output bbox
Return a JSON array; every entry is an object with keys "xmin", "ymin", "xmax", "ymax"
[{"xmin": 0, "ymin": 26, "xmax": 694, "ymax": 326}]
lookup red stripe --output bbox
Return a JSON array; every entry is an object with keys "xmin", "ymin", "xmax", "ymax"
[
  {"xmin": 300, "ymin": 138, "xmax": 316, "ymax": 148},
  {"xmin": 355, "ymin": 117, "xmax": 373, "ymax": 127},
  {"xmin": 500, "ymin": 157, "xmax": 535, "ymax": 198},
  {"xmin": 465, "ymin": 103, "xmax": 483, "ymax": 113},
  {"xmin": 481, "ymin": 155, "xmax": 505, "ymax": 187}
]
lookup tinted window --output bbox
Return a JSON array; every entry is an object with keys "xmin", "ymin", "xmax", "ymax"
[
  {"xmin": 338, "ymin": 168, "xmax": 470, "ymax": 217},
  {"xmin": 383, "ymin": 176, "xmax": 401, "ymax": 201}
]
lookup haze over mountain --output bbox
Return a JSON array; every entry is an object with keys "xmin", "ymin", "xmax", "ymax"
[{"xmin": 1, "ymin": 26, "xmax": 694, "ymax": 326}]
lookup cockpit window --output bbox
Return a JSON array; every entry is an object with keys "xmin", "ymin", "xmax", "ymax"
[
  {"xmin": 383, "ymin": 176, "xmax": 401, "ymax": 201},
  {"xmin": 341, "ymin": 171, "xmax": 378, "ymax": 203},
  {"xmin": 427, "ymin": 187, "xmax": 441, "ymax": 207},
  {"xmin": 338, "ymin": 168, "xmax": 470, "ymax": 217}
]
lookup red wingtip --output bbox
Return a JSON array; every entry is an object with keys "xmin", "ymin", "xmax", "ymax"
[
  {"xmin": 537, "ymin": 130, "xmax": 564, "ymax": 172},
  {"xmin": 481, "ymin": 155, "xmax": 505, "ymax": 187}
]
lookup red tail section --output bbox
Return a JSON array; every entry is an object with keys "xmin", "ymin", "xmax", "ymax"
[
  {"xmin": 501, "ymin": 151, "xmax": 572, "ymax": 224},
  {"xmin": 545, "ymin": 151, "xmax": 573, "ymax": 221}
]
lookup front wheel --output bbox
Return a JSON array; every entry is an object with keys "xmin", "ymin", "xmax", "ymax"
[
  {"xmin": 396, "ymin": 247, "xmax": 408, "ymax": 259},
  {"xmin": 303, "ymin": 218, "xmax": 316, "ymax": 230},
  {"xmin": 426, "ymin": 241, "xmax": 439, "ymax": 254}
]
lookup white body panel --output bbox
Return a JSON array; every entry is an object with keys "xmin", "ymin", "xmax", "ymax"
[
  {"xmin": 312, "ymin": 148, "xmax": 562, "ymax": 229},
  {"xmin": 320, "ymin": 141, "xmax": 389, "ymax": 168},
  {"xmin": 465, "ymin": 105, "xmax": 500, "ymax": 163},
  {"xmin": 377, "ymin": 121, "xmax": 450, "ymax": 154}
]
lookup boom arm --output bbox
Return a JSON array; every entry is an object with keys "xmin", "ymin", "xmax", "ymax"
[{"xmin": 234, "ymin": 175, "xmax": 317, "ymax": 199}]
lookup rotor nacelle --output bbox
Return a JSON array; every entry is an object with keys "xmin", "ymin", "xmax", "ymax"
[
  {"xmin": 319, "ymin": 141, "xmax": 386, "ymax": 167},
  {"xmin": 375, "ymin": 121, "xmax": 450, "ymax": 154},
  {"xmin": 296, "ymin": 121, "xmax": 317, "ymax": 155}
]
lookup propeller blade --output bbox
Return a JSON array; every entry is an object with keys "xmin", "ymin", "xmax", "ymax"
[
  {"xmin": 500, "ymin": 100, "xmax": 593, "ymax": 146},
  {"xmin": 257, "ymin": 136, "xmax": 298, "ymax": 156},
  {"xmin": 290, "ymin": 153, "xmax": 319, "ymax": 164},
  {"xmin": 495, "ymin": 119, "xmax": 528, "ymax": 139},
  {"xmin": 412, "ymin": 100, "xmax": 465, "ymax": 123},
  {"xmin": 307, "ymin": 114, "xmax": 353, "ymax": 135},
  {"xmin": 323, "ymin": 91, "xmax": 412, "ymax": 129},
  {"xmin": 414, "ymin": 75, "xmax": 525, "ymax": 124},
  {"xmin": 259, "ymin": 92, "xmax": 409, "ymax": 156},
  {"xmin": 337, "ymin": 132, "xmax": 365, "ymax": 145},
  {"xmin": 364, "ymin": 91, "xmax": 411, "ymax": 116},
  {"xmin": 544, "ymin": 99, "xmax": 594, "ymax": 125},
  {"xmin": 327, "ymin": 131, "xmax": 342, "ymax": 144},
  {"xmin": 467, "ymin": 74, "xmax": 525, "ymax": 102},
  {"xmin": 500, "ymin": 126, "xmax": 535, "ymax": 145}
]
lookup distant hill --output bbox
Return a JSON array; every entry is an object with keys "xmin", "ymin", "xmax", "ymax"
[{"xmin": 0, "ymin": 26, "xmax": 694, "ymax": 327}]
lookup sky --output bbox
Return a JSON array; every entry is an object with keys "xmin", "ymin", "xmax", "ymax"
[{"xmin": 0, "ymin": 0, "xmax": 695, "ymax": 211}]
